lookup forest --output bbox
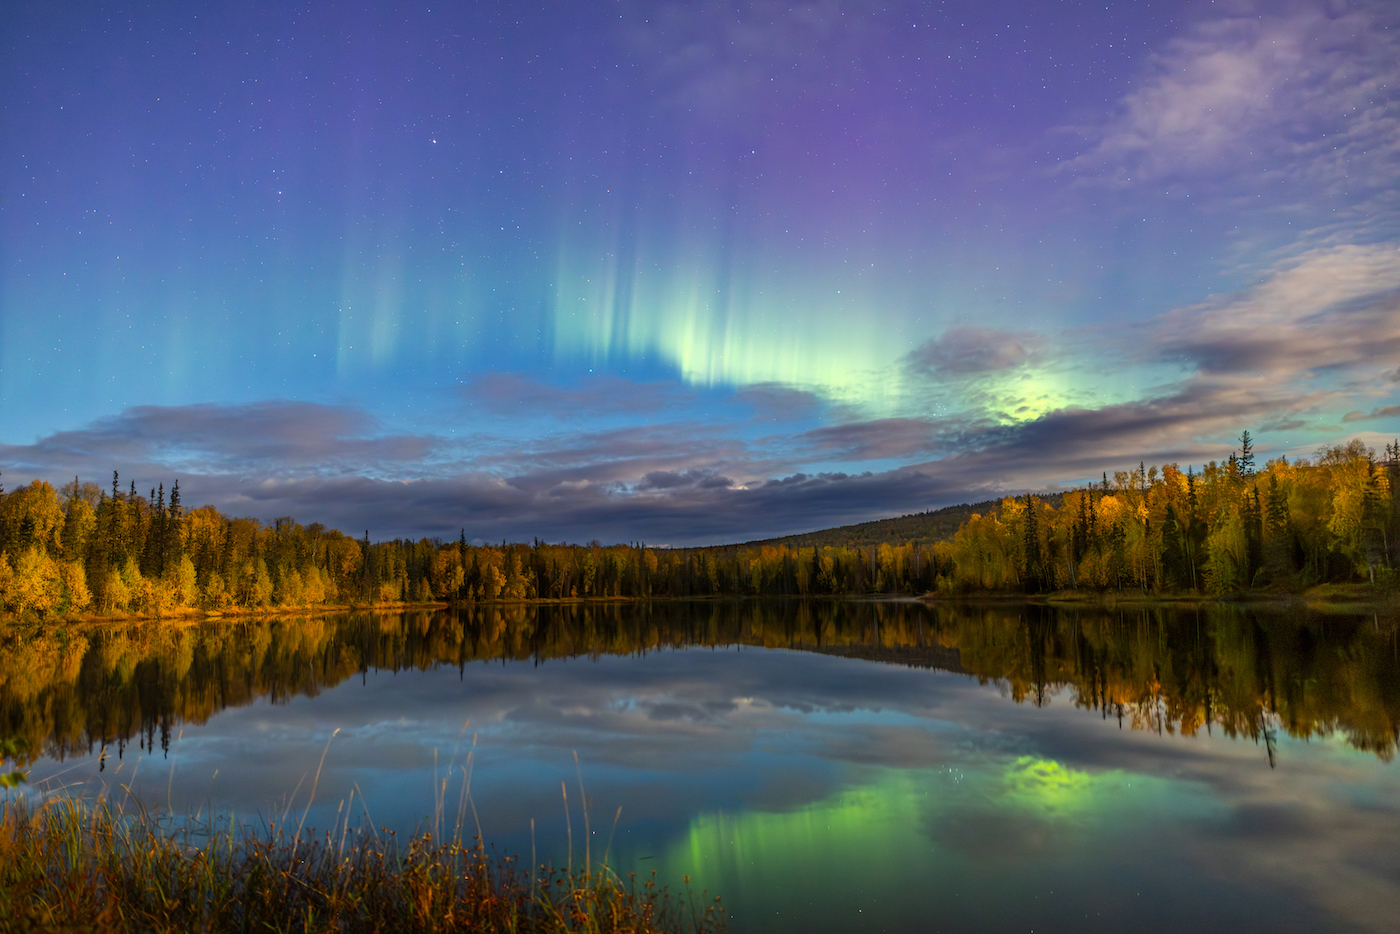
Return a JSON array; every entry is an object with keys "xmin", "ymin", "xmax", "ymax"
[{"xmin": 0, "ymin": 433, "xmax": 1396, "ymax": 619}]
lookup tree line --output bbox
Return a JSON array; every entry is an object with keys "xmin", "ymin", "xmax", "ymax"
[
  {"xmin": 942, "ymin": 433, "xmax": 1399, "ymax": 594},
  {"xmin": 0, "ymin": 433, "xmax": 1396, "ymax": 618}
]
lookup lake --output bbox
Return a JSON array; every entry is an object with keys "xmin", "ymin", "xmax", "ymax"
[{"xmin": 4, "ymin": 599, "xmax": 1399, "ymax": 933}]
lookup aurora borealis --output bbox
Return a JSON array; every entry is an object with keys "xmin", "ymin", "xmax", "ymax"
[{"xmin": 3, "ymin": 1, "xmax": 1398, "ymax": 542}]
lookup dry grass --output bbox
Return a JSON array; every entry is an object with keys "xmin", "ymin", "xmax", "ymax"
[{"xmin": 0, "ymin": 794, "xmax": 725, "ymax": 934}]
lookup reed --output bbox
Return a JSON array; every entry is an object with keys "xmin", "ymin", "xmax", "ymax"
[{"xmin": 0, "ymin": 793, "xmax": 725, "ymax": 934}]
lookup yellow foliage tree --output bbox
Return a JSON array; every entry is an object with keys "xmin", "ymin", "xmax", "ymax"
[
  {"xmin": 60, "ymin": 561, "xmax": 91, "ymax": 613},
  {"xmin": 8, "ymin": 548, "xmax": 63, "ymax": 616}
]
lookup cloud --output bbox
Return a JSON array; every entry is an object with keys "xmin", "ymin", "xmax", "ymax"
[
  {"xmin": 727, "ymin": 383, "xmax": 822, "ymax": 422},
  {"xmin": 1155, "ymin": 243, "xmax": 1400, "ymax": 381},
  {"xmin": 907, "ymin": 327, "xmax": 1050, "ymax": 380},
  {"xmin": 797, "ymin": 418, "xmax": 939, "ymax": 461},
  {"xmin": 637, "ymin": 469, "xmax": 733, "ymax": 491},
  {"xmin": 1066, "ymin": 1, "xmax": 1400, "ymax": 199},
  {"xmin": 462, "ymin": 372, "xmax": 690, "ymax": 419},
  {"xmin": 1343, "ymin": 405, "xmax": 1400, "ymax": 423},
  {"xmin": 622, "ymin": 0, "xmax": 882, "ymax": 123},
  {"xmin": 0, "ymin": 402, "xmax": 438, "ymax": 480}
]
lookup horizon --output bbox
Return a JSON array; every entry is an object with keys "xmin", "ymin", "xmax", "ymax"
[{"xmin": 3, "ymin": 1, "xmax": 1399, "ymax": 545}]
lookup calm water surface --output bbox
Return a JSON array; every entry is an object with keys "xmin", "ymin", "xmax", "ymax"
[{"xmin": 4, "ymin": 600, "xmax": 1400, "ymax": 933}]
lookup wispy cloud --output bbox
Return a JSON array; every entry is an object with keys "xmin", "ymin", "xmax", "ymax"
[
  {"xmin": 797, "ymin": 418, "xmax": 940, "ymax": 462},
  {"xmin": 0, "ymin": 402, "xmax": 439, "ymax": 480},
  {"xmin": 462, "ymin": 372, "xmax": 693, "ymax": 419},
  {"xmin": 623, "ymin": 0, "xmax": 882, "ymax": 123},
  {"xmin": 1343, "ymin": 405, "xmax": 1400, "ymax": 423},
  {"xmin": 727, "ymin": 383, "xmax": 823, "ymax": 422},
  {"xmin": 907, "ymin": 327, "xmax": 1051, "ymax": 380},
  {"xmin": 1065, "ymin": 1, "xmax": 1400, "ymax": 207},
  {"xmin": 1158, "ymin": 242, "xmax": 1400, "ymax": 373}
]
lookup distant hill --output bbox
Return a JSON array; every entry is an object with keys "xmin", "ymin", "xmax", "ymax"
[{"xmin": 728, "ymin": 493, "xmax": 1064, "ymax": 550}]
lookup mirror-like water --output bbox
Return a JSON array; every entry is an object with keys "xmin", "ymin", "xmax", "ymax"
[{"xmin": 4, "ymin": 600, "xmax": 1400, "ymax": 933}]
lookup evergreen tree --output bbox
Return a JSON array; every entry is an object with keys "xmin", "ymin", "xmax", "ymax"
[
  {"xmin": 1072, "ymin": 490, "xmax": 1089, "ymax": 563},
  {"xmin": 1265, "ymin": 475, "xmax": 1290, "ymax": 537},
  {"xmin": 166, "ymin": 480, "xmax": 183, "ymax": 571},
  {"xmin": 362, "ymin": 530, "xmax": 372, "ymax": 600},
  {"xmin": 1160, "ymin": 503, "xmax": 1186, "ymax": 590},
  {"xmin": 1262, "ymin": 474, "xmax": 1295, "ymax": 580},
  {"xmin": 1184, "ymin": 466, "xmax": 1202, "ymax": 590},
  {"xmin": 1245, "ymin": 484, "xmax": 1263, "ymax": 583},
  {"xmin": 459, "ymin": 528, "xmax": 467, "ymax": 599},
  {"xmin": 151, "ymin": 484, "xmax": 167, "ymax": 576},
  {"xmin": 1021, "ymin": 494, "xmax": 1046, "ymax": 593},
  {"xmin": 1238, "ymin": 430, "xmax": 1255, "ymax": 477}
]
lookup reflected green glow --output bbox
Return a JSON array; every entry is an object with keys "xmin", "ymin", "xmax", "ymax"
[
  {"xmin": 680, "ymin": 774, "xmax": 925, "ymax": 875},
  {"xmin": 651, "ymin": 770, "xmax": 937, "ymax": 924},
  {"xmin": 1001, "ymin": 756, "xmax": 1100, "ymax": 816},
  {"xmin": 648, "ymin": 758, "xmax": 1176, "ymax": 927}
]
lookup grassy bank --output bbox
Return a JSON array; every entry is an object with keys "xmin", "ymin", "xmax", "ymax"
[{"xmin": 0, "ymin": 795, "xmax": 724, "ymax": 934}]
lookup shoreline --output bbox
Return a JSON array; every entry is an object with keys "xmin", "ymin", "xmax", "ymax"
[
  {"xmin": 3, "ymin": 584, "xmax": 1395, "ymax": 628},
  {"xmin": 918, "ymin": 583, "xmax": 1398, "ymax": 611}
]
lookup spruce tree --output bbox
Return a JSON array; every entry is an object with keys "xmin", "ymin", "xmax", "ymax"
[
  {"xmin": 1238, "ymin": 430, "xmax": 1255, "ymax": 477},
  {"xmin": 459, "ymin": 528, "xmax": 467, "ymax": 599},
  {"xmin": 1022, "ymin": 494, "xmax": 1046, "ymax": 593},
  {"xmin": 1263, "ymin": 474, "xmax": 1295, "ymax": 580},
  {"xmin": 151, "ymin": 484, "xmax": 166, "ymax": 576},
  {"xmin": 362, "ymin": 530, "xmax": 372, "ymax": 601},
  {"xmin": 166, "ymin": 480, "xmax": 183, "ymax": 569},
  {"xmin": 1161, "ymin": 503, "xmax": 1185, "ymax": 590}
]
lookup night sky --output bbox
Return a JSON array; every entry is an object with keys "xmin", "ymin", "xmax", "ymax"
[{"xmin": 3, "ymin": 0, "xmax": 1398, "ymax": 544}]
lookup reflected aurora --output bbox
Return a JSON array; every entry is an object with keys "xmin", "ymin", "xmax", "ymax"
[
  {"xmin": 654, "ymin": 770, "xmax": 935, "ymax": 921},
  {"xmin": 651, "ymin": 757, "xmax": 1174, "ymax": 926},
  {"xmin": 1001, "ymin": 756, "xmax": 1106, "ymax": 817}
]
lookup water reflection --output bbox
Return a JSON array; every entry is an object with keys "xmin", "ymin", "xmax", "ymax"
[
  {"xmin": 4, "ymin": 600, "xmax": 1400, "ymax": 933},
  {"xmin": 5, "ymin": 601, "xmax": 1398, "ymax": 763}
]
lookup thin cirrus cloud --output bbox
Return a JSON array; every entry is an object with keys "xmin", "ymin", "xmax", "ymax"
[
  {"xmin": 796, "ymin": 418, "xmax": 942, "ymax": 462},
  {"xmin": 1065, "ymin": 0, "xmax": 1400, "ymax": 200},
  {"xmin": 726, "ymin": 384, "xmax": 824, "ymax": 423},
  {"xmin": 1344, "ymin": 405, "xmax": 1400, "ymax": 423},
  {"xmin": 0, "ymin": 402, "xmax": 440, "ymax": 481},
  {"xmin": 1154, "ymin": 244, "xmax": 1400, "ymax": 387},
  {"xmin": 906, "ymin": 327, "xmax": 1052, "ymax": 380},
  {"xmin": 462, "ymin": 372, "xmax": 695, "ymax": 420},
  {"xmin": 623, "ymin": 0, "xmax": 880, "ymax": 123}
]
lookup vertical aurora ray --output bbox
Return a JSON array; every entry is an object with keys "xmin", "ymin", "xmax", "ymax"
[{"xmin": 550, "ymin": 231, "xmax": 918, "ymax": 411}]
